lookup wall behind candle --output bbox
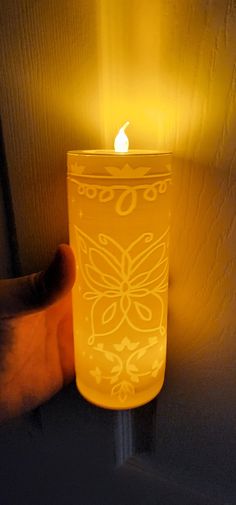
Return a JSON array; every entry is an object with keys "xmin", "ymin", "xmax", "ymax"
[
  {"xmin": 0, "ymin": 182, "xmax": 12, "ymax": 278},
  {"xmin": 0, "ymin": 0, "xmax": 101, "ymax": 274}
]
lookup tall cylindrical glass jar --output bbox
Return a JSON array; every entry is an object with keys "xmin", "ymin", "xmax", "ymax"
[{"xmin": 67, "ymin": 150, "xmax": 172, "ymax": 409}]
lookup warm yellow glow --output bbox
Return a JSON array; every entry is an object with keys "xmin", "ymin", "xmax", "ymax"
[
  {"xmin": 67, "ymin": 151, "xmax": 172, "ymax": 410},
  {"xmin": 114, "ymin": 121, "xmax": 129, "ymax": 152},
  {"xmin": 97, "ymin": 1, "xmax": 193, "ymax": 150}
]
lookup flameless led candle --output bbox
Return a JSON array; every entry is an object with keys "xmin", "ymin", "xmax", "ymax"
[{"xmin": 67, "ymin": 124, "xmax": 172, "ymax": 409}]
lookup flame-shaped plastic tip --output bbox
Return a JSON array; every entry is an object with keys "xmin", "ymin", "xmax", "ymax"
[{"xmin": 114, "ymin": 121, "xmax": 130, "ymax": 153}]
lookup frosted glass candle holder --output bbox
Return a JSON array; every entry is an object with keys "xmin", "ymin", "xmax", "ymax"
[{"xmin": 67, "ymin": 150, "xmax": 172, "ymax": 409}]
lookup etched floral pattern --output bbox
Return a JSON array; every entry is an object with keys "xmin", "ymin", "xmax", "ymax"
[
  {"xmin": 68, "ymin": 173, "xmax": 171, "ymax": 216},
  {"xmin": 75, "ymin": 228, "xmax": 169, "ymax": 345},
  {"xmin": 89, "ymin": 335, "xmax": 165, "ymax": 402},
  {"xmin": 105, "ymin": 163, "xmax": 151, "ymax": 178}
]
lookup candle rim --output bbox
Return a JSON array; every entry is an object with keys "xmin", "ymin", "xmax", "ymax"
[{"xmin": 67, "ymin": 149, "xmax": 172, "ymax": 156}]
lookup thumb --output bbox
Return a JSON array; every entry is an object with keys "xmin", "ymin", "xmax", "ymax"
[{"xmin": 0, "ymin": 244, "xmax": 76, "ymax": 318}]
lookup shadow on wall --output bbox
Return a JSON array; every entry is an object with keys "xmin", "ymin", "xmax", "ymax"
[
  {"xmin": 167, "ymin": 154, "xmax": 236, "ymax": 382},
  {"xmin": 151, "ymin": 155, "xmax": 236, "ymax": 504}
]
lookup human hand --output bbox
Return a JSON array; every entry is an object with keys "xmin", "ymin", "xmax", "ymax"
[{"xmin": 0, "ymin": 244, "xmax": 76, "ymax": 423}]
